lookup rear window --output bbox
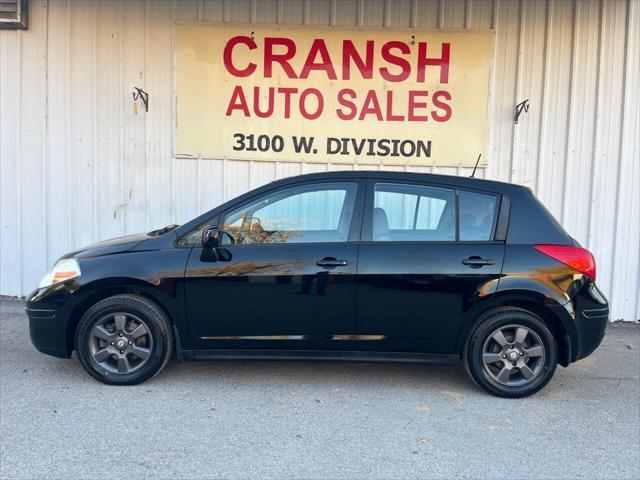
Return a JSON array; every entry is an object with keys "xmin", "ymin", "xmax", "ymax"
[{"xmin": 459, "ymin": 191, "xmax": 498, "ymax": 241}]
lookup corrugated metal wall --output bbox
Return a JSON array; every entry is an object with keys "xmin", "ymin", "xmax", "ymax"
[{"xmin": 1, "ymin": 0, "xmax": 638, "ymax": 320}]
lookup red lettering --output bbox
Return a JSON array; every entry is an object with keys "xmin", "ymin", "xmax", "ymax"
[
  {"xmin": 431, "ymin": 90, "xmax": 452, "ymax": 122},
  {"xmin": 223, "ymin": 36, "xmax": 257, "ymax": 77},
  {"xmin": 225, "ymin": 37, "xmax": 453, "ymax": 83},
  {"xmin": 336, "ymin": 89, "xmax": 357, "ymax": 120},
  {"xmin": 225, "ymin": 86, "xmax": 250, "ymax": 117},
  {"xmin": 386, "ymin": 90, "xmax": 404, "ymax": 121},
  {"xmin": 253, "ymin": 86, "xmax": 274, "ymax": 118},
  {"xmin": 380, "ymin": 41, "xmax": 411, "ymax": 82},
  {"xmin": 277, "ymin": 87, "xmax": 298, "ymax": 118},
  {"xmin": 417, "ymin": 42, "xmax": 450, "ymax": 83},
  {"xmin": 342, "ymin": 40, "xmax": 374, "ymax": 80},
  {"xmin": 408, "ymin": 91, "xmax": 429, "ymax": 121},
  {"xmin": 358, "ymin": 90, "xmax": 383, "ymax": 121},
  {"xmin": 300, "ymin": 39, "xmax": 337, "ymax": 80},
  {"xmin": 299, "ymin": 88, "xmax": 324, "ymax": 120},
  {"xmin": 264, "ymin": 37, "xmax": 297, "ymax": 78}
]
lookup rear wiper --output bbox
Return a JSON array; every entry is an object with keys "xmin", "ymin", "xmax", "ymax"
[{"xmin": 147, "ymin": 224, "xmax": 179, "ymax": 237}]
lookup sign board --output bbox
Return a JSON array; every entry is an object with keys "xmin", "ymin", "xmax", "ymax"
[{"xmin": 175, "ymin": 25, "xmax": 493, "ymax": 167}]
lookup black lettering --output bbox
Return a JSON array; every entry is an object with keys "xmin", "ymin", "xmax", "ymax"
[
  {"xmin": 351, "ymin": 138, "xmax": 366, "ymax": 155},
  {"xmin": 377, "ymin": 139, "xmax": 390, "ymax": 156},
  {"xmin": 390, "ymin": 139, "xmax": 401, "ymax": 157},
  {"xmin": 272, "ymin": 135, "xmax": 284, "ymax": 152},
  {"xmin": 400, "ymin": 140, "xmax": 415, "ymax": 157},
  {"xmin": 326, "ymin": 137, "xmax": 341, "ymax": 154},
  {"xmin": 366, "ymin": 138, "xmax": 376, "ymax": 156},
  {"xmin": 416, "ymin": 140, "xmax": 431, "ymax": 157},
  {"xmin": 341, "ymin": 138, "xmax": 349, "ymax": 154},
  {"xmin": 232, "ymin": 133, "xmax": 245, "ymax": 151},
  {"xmin": 293, "ymin": 136, "xmax": 315, "ymax": 153}
]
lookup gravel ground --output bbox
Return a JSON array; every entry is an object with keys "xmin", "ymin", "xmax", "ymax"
[{"xmin": 1, "ymin": 299, "xmax": 638, "ymax": 480}]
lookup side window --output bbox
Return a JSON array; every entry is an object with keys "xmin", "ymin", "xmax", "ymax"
[
  {"xmin": 373, "ymin": 183, "xmax": 455, "ymax": 241},
  {"xmin": 221, "ymin": 182, "xmax": 358, "ymax": 245},
  {"xmin": 459, "ymin": 191, "xmax": 498, "ymax": 241},
  {"xmin": 177, "ymin": 222, "xmax": 209, "ymax": 247}
]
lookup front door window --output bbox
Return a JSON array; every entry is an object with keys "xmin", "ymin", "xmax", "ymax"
[{"xmin": 221, "ymin": 182, "xmax": 358, "ymax": 245}]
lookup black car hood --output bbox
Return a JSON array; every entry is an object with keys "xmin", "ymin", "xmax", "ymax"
[{"xmin": 60, "ymin": 233, "xmax": 152, "ymax": 260}]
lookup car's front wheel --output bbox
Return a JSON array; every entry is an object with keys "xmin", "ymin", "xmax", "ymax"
[
  {"xmin": 464, "ymin": 307, "xmax": 558, "ymax": 398},
  {"xmin": 75, "ymin": 294, "xmax": 173, "ymax": 385}
]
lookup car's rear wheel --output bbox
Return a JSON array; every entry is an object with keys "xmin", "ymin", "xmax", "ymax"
[
  {"xmin": 75, "ymin": 294, "xmax": 173, "ymax": 385},
  {"xmin": 464, "ymin": 307, "xmax": 558, "ymax": 398}
]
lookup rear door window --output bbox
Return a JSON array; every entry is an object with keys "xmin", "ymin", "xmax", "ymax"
[{"xmin": 372, "ymin": 183, "xmax": 456, "ymax": 241}]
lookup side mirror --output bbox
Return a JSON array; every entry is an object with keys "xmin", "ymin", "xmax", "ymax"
[{"xmin": 202, "ymin": 227, "xmax": 220, "ymax": 248}]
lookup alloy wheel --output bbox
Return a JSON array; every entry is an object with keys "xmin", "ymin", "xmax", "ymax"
[
  {"xmin": 481, "ymin": 324, "xmax": 546, "ymax": 387},
  {"xmin": 88, "ymin": 313, "xmax": 153, "ymax": 374}
]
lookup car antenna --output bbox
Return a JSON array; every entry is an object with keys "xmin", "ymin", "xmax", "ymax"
[{"xmin": 470, "ymin": 154, "xmax": 481, "ymax": 178}]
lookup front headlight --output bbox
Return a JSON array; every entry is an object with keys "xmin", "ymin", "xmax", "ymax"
[{"xmin": 38, "ymin": 258, "xmax": 81, "ymax": 289}]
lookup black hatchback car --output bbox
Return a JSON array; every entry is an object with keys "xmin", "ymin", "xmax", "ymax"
[{"xmin": 27, "ymin": 171, "xmax": 609, "ymax": 397}]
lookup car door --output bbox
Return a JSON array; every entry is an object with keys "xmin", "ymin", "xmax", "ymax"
[
  {"xmin": 356, "ymin": 180, "xmax": 505, "ymax": 354},
  {"xmin": 183, "ymin": 179, "xmax": 364, "ymax": 351}
]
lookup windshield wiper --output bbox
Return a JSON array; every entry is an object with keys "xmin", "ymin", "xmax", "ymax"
[{"xmin": 147, "ymin": 224, "xmax": 179, "ymax": 237}]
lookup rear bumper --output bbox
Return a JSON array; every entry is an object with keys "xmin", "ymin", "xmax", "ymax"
[
  {"xmin": 573, "ymin": 282, "xmax": 609, "ymax": 361},
  {"xmin": 574, "ymin": 306, "xmax": 609, "ymax": 361}
]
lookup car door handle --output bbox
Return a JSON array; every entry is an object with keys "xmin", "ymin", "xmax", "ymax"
[
  {"xmin": 462, "ymin": 256, "xmax": 494, "ymax": 267},
  {"xmin": 316, "ymin": 257, "xmax": 348, "ymax": 268}
]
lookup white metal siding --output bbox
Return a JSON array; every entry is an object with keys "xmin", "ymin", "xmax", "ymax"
[{"xmin": 0, "ymin": 0, "xmax": 638, "ymax": 320}]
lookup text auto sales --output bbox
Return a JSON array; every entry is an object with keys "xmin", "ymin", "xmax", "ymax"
[{"xmin": 223, "ymin": 36, "xmax": 452, "ymax": 157}]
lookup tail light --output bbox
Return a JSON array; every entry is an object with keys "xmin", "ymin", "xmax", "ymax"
[{"xmin": 533, "ymin": 245, "xmax": 596, "ymax": 280}]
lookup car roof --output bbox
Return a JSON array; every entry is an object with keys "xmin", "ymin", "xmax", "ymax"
[{"xmin": 266, "ymin": 170, "xmax": 528, "ymax": 194}]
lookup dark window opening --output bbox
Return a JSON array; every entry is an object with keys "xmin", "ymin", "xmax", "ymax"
[{"xmin": 0, "ymin": 0, "xmax": 28, "ymax": 30}]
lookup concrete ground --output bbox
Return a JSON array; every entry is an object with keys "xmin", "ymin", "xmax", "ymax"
[{"xmin": 1, "ymin": 299, "xmax": 638, "ymax": 480}]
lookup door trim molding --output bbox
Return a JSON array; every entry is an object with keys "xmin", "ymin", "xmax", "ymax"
[
  {"xmin": 181, "ymin": 348, "xmax": 458, "ymax": 364},
  {"xmin": 198, "ymin": 334, "xmax": 387, "ymax": 341}
]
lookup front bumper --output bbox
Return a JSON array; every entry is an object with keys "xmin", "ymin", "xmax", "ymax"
[
  {"xmin": 26, "ymin": 285, "xmax": 76, "ymax": 359},
  {"xmin": 27, "ymin": 306, "xmax": 71, "ymax": 358}
]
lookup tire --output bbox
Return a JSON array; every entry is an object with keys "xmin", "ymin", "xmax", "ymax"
[
  {"xmin": 463, "ymin": 307, "xmax": 558, "ymax": 398},
  {"xmin": 75, "ymin": 294, "xmax": 173, "ymax": 385}
]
